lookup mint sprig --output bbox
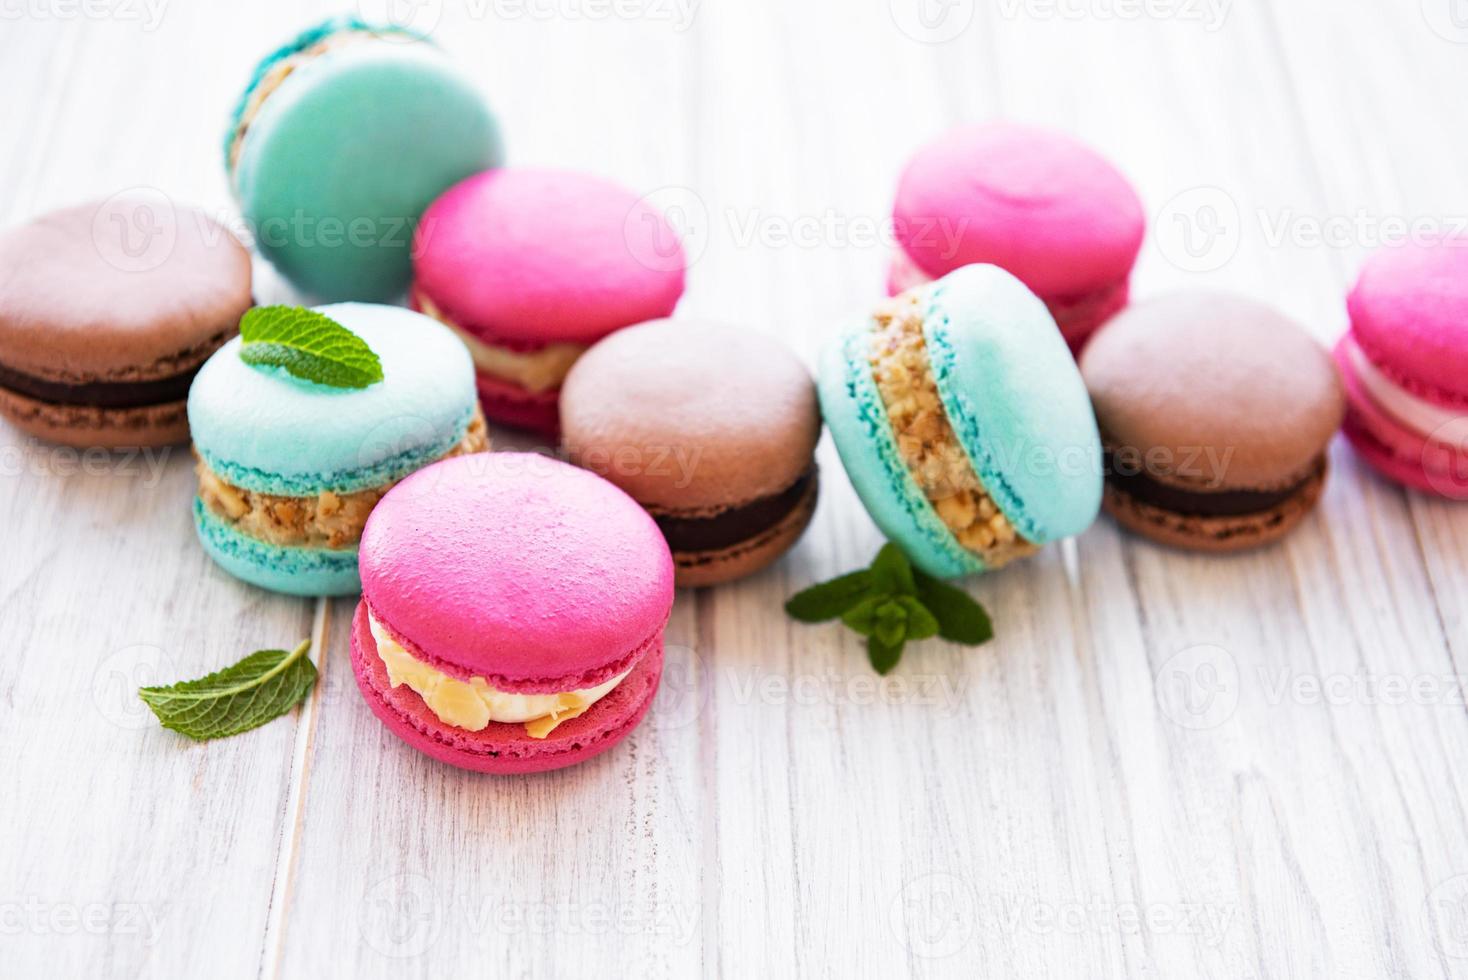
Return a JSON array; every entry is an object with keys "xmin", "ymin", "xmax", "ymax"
[
  {"xmin": 239, "ymin": 305, "xmax": 383, "ymax": 388},
  {"xmin": 786, "ymin": 544, "xmax": 993, "ymax": 674},
  {"xmin": 138, "ymin": 639, "xmax": 316, "ymax": 741}
]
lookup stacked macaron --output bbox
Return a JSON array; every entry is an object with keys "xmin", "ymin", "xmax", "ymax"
[
  {"xmin": 189, "ymin": 303, "xmax": 487, "ymax": 596},
  {"xmin": 1335, "ymin": 242, "xmax": 1468, "ymax": 499},
  {"xmin": 0, "ymin": 197, "xmax": 250, "ymax": 448},
  {"xmin": 890, "ymin": 122, "xmax": 1145, "ymax": 353},
  {"xmin": 412, "ymin": 168, "xmax": 686, "ymax": 436}
]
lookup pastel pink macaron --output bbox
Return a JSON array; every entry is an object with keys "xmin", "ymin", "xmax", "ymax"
[
  {"xmin": 351, "ymin": 453, "xmax": 675, "ymax": 774},
  {"xmin": 412, "ymin": 168, "xmax": 686, "ymax": 437},
  {"xmin": 890, "ymin": 122, "xmax": 1145, "ymax": 353},
  {"xmin": 1335, "ymin": 242, "xmax": 1468, "ymax": 499}
]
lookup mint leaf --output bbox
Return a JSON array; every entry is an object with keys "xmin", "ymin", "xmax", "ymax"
[
  {"xmin": 913, "ymin": 569, "xmax": 993, "ymax": 645},
  {"xmin": 139, "ymin": 640, "xmax": 316, "ymax": 741},
  {"xmin": 239, "ymin": 306, "xmax": 383, "ymax": 389},
  {"xmin": 841, "ymin": 595, "xmax": 889, "ymax": 637},
  {"xmin": 868, "ymin": 543, "xmax": 917, "ymax": 596},
  {"xmin": 895, "ymin": 596, "xmax": 940, "ymax": 641},
  {"xmin": 868, "ymin": 635, "xmax": 905, "ymax": 675},
  {"xmin": 785, "ymin": 570, "xmax": 874, "ymax": 622}
]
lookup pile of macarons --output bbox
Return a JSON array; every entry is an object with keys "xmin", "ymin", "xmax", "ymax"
[{"xmin": 0, "ymin": 15, "xmax": 1462, "ymax": 776}]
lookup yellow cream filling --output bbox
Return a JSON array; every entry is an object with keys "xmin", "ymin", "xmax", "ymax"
[
  {"xmin": 368, "ymin": 611, "xmax": 628, "ymax": 738},
  {"xmin": 415, "ymin": 292, "xmax": 586, "ymax": 393}
]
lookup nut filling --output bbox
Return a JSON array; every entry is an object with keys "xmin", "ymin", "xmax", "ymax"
[
  {"xmin": 197, "ymin": 410, "xmax": 488, "ymax": 549},
  {"xmin": 868, "ymin": 292, "xmax": 1037, "ymax": 568}
]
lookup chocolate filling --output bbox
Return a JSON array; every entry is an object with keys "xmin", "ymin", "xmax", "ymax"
[
  {"xmin": 0, "ymin": 360, "xmax": 203, "ymax": 410},
  {"xmin": 1105, "ymin": 451, "xmax": 1323, "ymax": 518},
  {"xmin": 654, "ymin": 470, "xmax": 814, "ymax": 553}
]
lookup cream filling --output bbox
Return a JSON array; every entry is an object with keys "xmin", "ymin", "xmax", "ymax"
[
  {"xmin": 1345, "ymin": 335, "xmax": 1468, "ymax": 446},
  {"xmin": 415, "ymin": 292, "xmax": 586, "ymax": 393},
  {"xmin": 368, "ymin": 611, "xmax": 629, "ymax": 738}
]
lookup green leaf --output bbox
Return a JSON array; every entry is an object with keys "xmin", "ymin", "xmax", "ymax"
[
  {"xmin": 868, "ymin": 543, "xmax": 917, "ymax": 596},
  {"xmin": 841, "ymin": 595, "xmax": 887, "ymax": 637},
  {"xmin": 784, "ymin": 570, "xmax": 875, "ymax": 622},
  {"xmin": 895, "ymin": 596, "xmax": 940, "ymax": 641},
  {"xmin": 239, "ymin": 305, "xmax": 384, "ymax": 389},
  {"xmin": 872, "ymin": 602, "xmax": 908, "ymax": 648},
  {"xmin": 867, "ymin": 634, "xmax": 906, "ymax": 675},
  {"xmin": 138, "ymin": 640, "xmax": 316, "ymax": 741},
  {"xmin": 913, "ymin": 569, "xmax": 994, "ymax": 646}
]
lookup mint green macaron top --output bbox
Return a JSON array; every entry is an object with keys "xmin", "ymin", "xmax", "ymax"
[
  {"xmin": 818, "ymin": 264, "xmax": 1103, "ymax": 578},
  {"xmin": 226, "ymin": 17, "xmax": 503, "ymax": 302}
]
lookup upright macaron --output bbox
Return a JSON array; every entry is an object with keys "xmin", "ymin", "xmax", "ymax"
[
  {"xmin": 412, "ymin": 168, "xmax": 686, "ymax": 436},
  {"xmin": 1335, "ymin": 242, "xmax": 1468, "ymax": 499},
  {"xmin": 352, "ymin": 453, "xmax": 674, "ymax": 774},
  {"xmin": 188, "ymin": 303, "xmax": 487, "ymax": 596},
  {"xmin": 890, "ymin": 122, "xmax": 1145, "ymax": 353},
  {"xmin": 226, "ymin": 16, "xmax": 503, "ymax": 301},
  {"xmin": 0, "ymin": 196, "xmax": 250, "ymax": 448},
  {"xmin": 1082, "ymin": 293, "xmax": 1344, "ymax": 550},
  {"xmin": 819, "ymin": 264, "xmax": 1103, "ymax": 579},
  {"xmin": 561, "ymin": 319, "xmax": 822, "ymax": 587}
]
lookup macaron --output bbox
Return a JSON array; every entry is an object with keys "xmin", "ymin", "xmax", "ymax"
[
  {"xmin": 819, "ymin": 264, "xmax": 1103, "ymax": 579},
  {"xmin": 351, "ymin": 453, "xmax": 674, "ymax": 774},
  {"xmin": 1335, "ymin": 242, "xmax": 1468, "ymax": 499},
  {"xmin": 412, "ymin": 168, "xmax": 686, "ymax": 436},
  {"xmin": 226, "ymin": 16, "xmax": 503, "ymax": 301},
  {"xmin": 188, "ymin": 303, "xmax": 487, "ymax": 596},
  {"xmin": 0, "ymin": 196, "xmax": 250, "ymax": 448},
  {"xmin": 890, "ymin": 122, "xmax": 1145, "ymax": 353},
  {"xmin": 1082, "ymin": 293, "xmax": 1344, "ymax": 551},
  {"xmin": 561, "ymin": 319, "xmax": 821, "ymax": 587}
]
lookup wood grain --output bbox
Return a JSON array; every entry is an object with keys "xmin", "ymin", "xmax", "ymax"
[{"xmin": 1, "ymin": 1, "xmax": 1465, "ymax": 977}]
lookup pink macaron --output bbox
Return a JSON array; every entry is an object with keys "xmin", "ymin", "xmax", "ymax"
[
  {"xmin": 411, "ymin": 168, "xmax": 686, "ymax": 437},
  {"xmin": 351, "ymin": 453, "xmax": 675, "ymax": 774},
  {"xmin": 890, "ymin": 122, "xmax": 1145, "ymax": 354},
  {"xmin": 1335, "ymin": 241, "xmax": 1468, "ymax": 499}
]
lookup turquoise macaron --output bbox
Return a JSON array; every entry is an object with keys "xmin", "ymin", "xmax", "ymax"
[
  {"xmin": 225, "ymin": 17, "xmax": 503, "ymax": 302},
  {"xmin": 819, "ymin": 264, "xmax": 1103, "ymax": 578},
  {"xmin": 188, "ymin": 303, "xmax": 487, "ymax": 596}
]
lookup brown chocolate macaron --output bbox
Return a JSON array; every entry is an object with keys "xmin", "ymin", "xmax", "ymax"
[
  {"xmin": 0, "ymin": 196, "xmax": 251, "ymax": 447},
  {"xmin": 561, "ymin": 319, "xmax": 821, "ymax": 587},
  {"xmin": 1081, "ymin": 293, "xmax": 1344, "ymax": 551}
]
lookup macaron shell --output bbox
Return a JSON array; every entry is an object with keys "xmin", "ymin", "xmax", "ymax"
[
  {"xmin": 188, "ymin": 303, "xmax": 477, "ymax": 495},
  {"xmin": 358, "ymin": 454, "xmax": 675, "ymax": 686},
  {"xmin": 892, "ymin": 122, "xmax": 1144, "ymax": 297},
  {"xmin": 234, "ymin": 41, "xmax": 501, "ymax": 301},
  {"xmin": 818, "ymin": 330, "xmax": 984, "ymax": 579},
  {"xmin": 193, "ymin": 497, "xmax": 362, "ymax": 596},
  {"xmin": 351, "ymin": 601, "xmax": 663, "ymax": 774},
  {"xmin": 560, "ymin": 319, "xmax": 821, "ymax": 511},
  {"xmin": 412, "ymin": 168, "xmax": 685, "ymax": 346},
  {"xmin": 475, "ymin": 372, "xmax": 561, "ymax": 438},
  {"xmin": 1082, "ymin": 292, "xmax": 1345, "ymax": 490},
  {"xmin": 1347, "ymin": 243, "xmax": 1468, "ymax": 406},
  {"xmin": 672, "ymin": 473, "xmax": 820, "ymax": 587},
  {"xmin": 0, "ymin": 388, "xmax": 190, "ymax": 448},
  {"xmin": 1103, "ymin": 462, "xmax": 1328, "ymax": 552},
  {"xmin": 924, "ymin": 265, "xmax": 1103, "ymax": 544}
]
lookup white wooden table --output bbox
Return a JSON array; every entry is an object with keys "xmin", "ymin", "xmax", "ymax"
[{"xmin": 4, "ymin": 1, "xmax": 1467, "ymax": 976}]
